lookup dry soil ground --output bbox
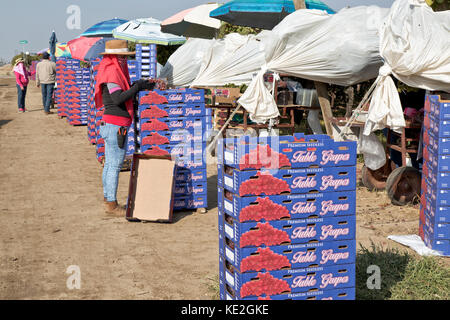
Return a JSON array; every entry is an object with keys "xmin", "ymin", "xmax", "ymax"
[{"xmin": 0, "ymin": 69, "xmax": 445, "ymax": 300}]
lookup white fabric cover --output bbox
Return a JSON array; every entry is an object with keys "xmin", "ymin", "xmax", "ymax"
[
  {"xmin": 238, "ymin": 6, "xmax": 389, "ymax": 123},
  {"xmin": 191, "ymin": 33, "xmax": 267, "ymax": 87},
  {"xmin": 159, "ymin": 38, "xmax": 214, "ymax": 87},
  {"xmin": 364, "ymin": 0, "xmax": 450, "ymax": 136}
]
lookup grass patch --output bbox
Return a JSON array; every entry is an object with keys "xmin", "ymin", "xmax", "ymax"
[
  {"xmin": 356, "ymin": 242, "xmax": 450, "ymax": 300},
  {"xmin": 206, "ymin": 276, "xmax": 220, "ymax": 300}
]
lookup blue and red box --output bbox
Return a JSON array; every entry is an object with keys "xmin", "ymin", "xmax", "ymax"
[
  {"xmin": 219, "ymin": 210, "xmax": 356, "ymax": 248},
  {"xmin": 419, "ymin": 221, "xmax": 450, "ymax": 255},
  {"xmin": 217, "ymin": 187, "xmax": 355, "ymax": 222},
  {"xmin": 219, "ymin": 231, "xmax": 356, "ymax": 272},
  {"xmin": 140, "ymin": 142, "xmax": 205, "ymax": 158},
  {"xmin": 173, "ymin": 194, "xmax": 207, "ymax": 210},
  {"xmin": 139, "ymin": 116, "xmax": 211, "ymax": 132},
  {"xmin": 139, "ymin": 103, "xmax": 210, "ymax": 118},
  {"xmin": 139, "ymin": 130, "xmax": 205, "ymax": 145},
  {"xmin": 219, "ymin": 255, "xmax": 355, "ymax": 299},
  {"xmin": 173, "ymin": 181, "xmax": 208, "ymax": 197},
  {"xmin": 139, "ymin": 89, "xmax": 205, "ymax": 105},
  {"xmin": 217, "ymin": 165, "xmax": 357, "ymax": 197},
  {"xmin": 220, "ymin": 279, "xmax": 355, "ymax": 300},
  {"xmin": 218, "ymin": 134, "xmax": 357, "ymax": 170},
  {"xmin": 175, "ymin": 168, "xmax": 208, "ymax": 183}
]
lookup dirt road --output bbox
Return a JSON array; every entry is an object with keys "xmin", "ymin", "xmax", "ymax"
[{"xmin": 0, "ymin": 72, "xmax": 434, "ymax": 300}]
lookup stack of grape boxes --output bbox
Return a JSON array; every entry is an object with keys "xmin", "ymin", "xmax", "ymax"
[
  {"xmin": 55, "ymin": 58, "xmax": 72, "ymax": 117},
  {"xmin": 217, "ymin": 134, "xmax": 357, "ymax": 300},
  {"xmin": 55, "ymin": 58, "xmax": 67, "ymax": 112},
  {"xmin": 420, "ymin": 93, "xmax": 450, "ymax": 256},
  {"xmin": 136, "ymin": 88, "xmax": 212, "ymax": 211},
  {"xmin": 87, "ymin": 59, "xmax": 101, "ymax": 145},
  {"xmin": 135, "ymin": 44, "xmax": 157, "ymax": 79},
  {"xmin": 62, "ymin": 59, "xmax": 80, "ymax": 122},
  {"xmin": 67, "ymin": 63, "xmax": 90, "ymax": 126}
]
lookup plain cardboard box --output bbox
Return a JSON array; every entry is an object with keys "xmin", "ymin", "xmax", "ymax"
[{"xmin": 126, "ymin": 154, "xmax": 176, "ymax": 222}]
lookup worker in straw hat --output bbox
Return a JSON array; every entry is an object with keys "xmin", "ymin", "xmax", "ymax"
[
  {"xmin": 95, "ymin": 39, "xmax": 165, "ymax": 216},
  {"xmin": 13, "ymin": 57, "xmax": 33, "ymax": 113}
]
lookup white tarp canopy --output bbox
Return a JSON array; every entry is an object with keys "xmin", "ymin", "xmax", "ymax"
[
  {"xmin": 363, "ymin": 0, "xmax": 450, "ymax": 136},
  {"xmin": 358, "ymin": 0, "xmax": 450, "ymax": 170},
  {"xmin": 191, "ymin": 33, "xmax": 266, "ymax": 87},
  {"xmin": 237, "ymin": 6, "xmax": 390, "ymax": 123},
  {"xmin": 159, "ymin": 38, "xmax": 214, "ymax": 87}
]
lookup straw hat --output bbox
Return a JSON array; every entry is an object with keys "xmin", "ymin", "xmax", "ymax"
[{"xmin": 100, "ymin": 40, "xmax": 135, "ymax": 56}]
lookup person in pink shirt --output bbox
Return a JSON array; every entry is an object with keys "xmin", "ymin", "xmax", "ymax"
[{"xmin": 13, "ymin": 57, "xmax": 33, "ymax": 113}]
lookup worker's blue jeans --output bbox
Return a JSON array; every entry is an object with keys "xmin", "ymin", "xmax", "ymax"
[
  {"xmin": 100, "ymin": 123, "xmax": 127, "ymax": 202},
  {"xmin": 41, "ymin": 83, "xmax": 54, "ymax": 112}
]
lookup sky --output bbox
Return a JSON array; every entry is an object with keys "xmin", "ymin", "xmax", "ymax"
[{"xmin": 0, "ymin": 0, "xmax": 395, "ymax": 61}]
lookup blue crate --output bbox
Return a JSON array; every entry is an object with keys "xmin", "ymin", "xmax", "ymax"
[
  {"xmin": 173, "ymin": 194, "xmax": 207, "ymax": 210},
  {"xmin": 423, "ymin": 161, "xmax": 450, "ymax": 189},
  {"xmin": 424, "ymin": 146, "xmax": 450, "ymax": 171},
  {"xmin": 173, "ymin": 181, "xmax": 208, "ymax": 197},
  {"xmin": 140, "ymin": 142, "xmax": 205, "ymax": 158},
  {"xmin": 427, "ymin": 94, "xmax": 450, "ymax": 121},
  {"xmin": 220, "ymin": 279, "xmax": 355, "ymax": 300},
  {"xmin": 217, "ymin": 165, "xmax": 357, "ymax": 196},
  {"xmin": 175, "ymin": 167, "xmax": 208, "ymax": 183},
  {"xmin": 219, "ymin": 210, "xmax": 356, "ymax": 247},
  {"xmin": 218, "ymin": 135, "xmax": 357, "ymax": 170},
  {"xmin": 422, "ymin": 211, "xmax": 450, "ymax": 239},
  {"xmin": 219, "ymin": 255, "xmax": 355, "ymax": 299},
  {"xmin": 424, "ymin": 194, "xmax": 450, "ymax": 223},
  {"xmin": 217, "ymin": 187, "xmax": 355, "ymax": 222},
  {"xmin": 139, "ymin": 116, "xmax": 210, "ymax": 132},
  {"xmin": 139, "ymin": 130, "xmax": 206, "ymax": 145},
  {"xmin": 421, "ymin": 222, "xmax": 450, "ymax": 255},
  {"xmin": 220, "ymin": 234, "xmax": 355, "ymax": 272},
  {"xmin": 139, "ymin": 89, "xmax": 205, "ymax": 104},
  {"xmin": 139, "ymin": 103, "xmax": 208, "ymax": 118}
]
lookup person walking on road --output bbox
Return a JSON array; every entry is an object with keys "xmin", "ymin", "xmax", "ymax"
[
  {"xmin": 13, "ymin": 57, "xmax": 33, "ymax": 113},
  {"xmin": 94, "ymin": 40, "xmax": 164, "ymax": 216},
  {"xmin": 36, "ymin": 52, "xmax": 56, "ymax": 115}
]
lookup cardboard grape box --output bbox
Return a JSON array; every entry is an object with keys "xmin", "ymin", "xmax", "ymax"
[
  {"xmin": 175, "ymin": 167, "xmax": 208, "ymax": 184},
  {"xmin": 173, "ymin": 181, "xmax": 208, "ymax": 197},
  {"xmin": 424, "ymin": 112, "xmax": 450, "ymax": 137},
  {"xmin": 139, "ymin": 103, "xmax": 210, "ymax": 118},
  {"xmin": 218, "ymin": 165, "xmax": 356, "ymax": 197},
  {"xmin": 173, "ymin": 194, "xmax": 207, "ymax": 210},
  {"xmin": 219, "ymin": 232, "xmax": 356, "ymax": 272},
  {"xmin": 220, "ymin": 278, "xmax": 355, "ymax": 300},
  {"xmin": 139, "ymin": 116, "xmax": 210, "ymax": 132},
  {"xmin": 422, "ymin": 193, "xmax": 450, "ymax": 223},
  {"xmin": 424, "ymin": 127, "xmax": 450, "ymax": 155},
  {"xmin": 426, "ymin": 94, "xmax": 450, "ymax": 121},
  {"xmin": 139, "ymin": 130, "xmax": 205, "ymax": 145},
  {"xmin": 217, "ymin": 134, "xmax": 356, "ymax": 170},
  {"xmin": 422, "ymin": 161, "xmax": 450, "ymax": 189},
  {"xmin": 219, "ymin": 255, "xmax": 355, "ymax": 299},
  {"xmin": 140, "ymin": 142, "xmax": 205, "ymax": 158},
  {"xmin": 420, "ymin": 209, "xmax": 450, "ymax": 240},
  {"xmin": 424, "ymin": 146, "xmax": 450, "ymax": 171},
  {"xmin": 218, "ymin": 187, "xmax": 355, "ymax": 222},
  {"xmin": 419, "ymin": 222, "xmax": 450, "ymax": 256},
  {"xmin": 218, "ymin": 210, "xmax": 356, "ymax": 248},
  {"xmin": 139, "ymin": 89, "xmax": 205, "ymax": 105}
]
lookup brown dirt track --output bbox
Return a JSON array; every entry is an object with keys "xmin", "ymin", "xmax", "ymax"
[{"xmin": 0, "ymin": 71, "xmax": 443, "ymax": 300}]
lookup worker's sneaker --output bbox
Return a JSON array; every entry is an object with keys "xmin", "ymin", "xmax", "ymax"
[
  {"xmin": 18, "ymin": 108, "xmax": 24, "ymax": 113},
  {"xmin": 45, "ymin": 111, "xmax": 54, "ymax": 115},
  {"xmin": 105, "ymin": 201, "xmax": 126, "ymax": 217}
]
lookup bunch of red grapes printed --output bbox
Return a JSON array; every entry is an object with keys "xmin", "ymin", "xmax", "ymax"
[
  {"xmin": 140, "ymin": 91, "xmax": 168, "ymax": 105},
  {"xmin": 240, "ymin": 247, "xmax": 291, "ymax": 272},
  {"xmin": 141, "ymin": 106, "xmax": 168, "ymax": 118},
  {"xmin": 240, "ymin": 197, "xmax": 290, "ymax": 222},
  {"xmin": 239, "ymin": 144, "xmax": 291, "ymax": 170},
  {"xmin": 240, "ymin": 223, "xmax": 290, "ymax": 248},
  {"xmin": 240, "ymin": 272, "xmax": 290, "ymax": 298},
  {"xmin": 239, "ymin": 172, "xmax": 291, "ymax": 196},
  {"xmin": 142, "ymin": 133, "xmax": 170, "ymax": 145}
]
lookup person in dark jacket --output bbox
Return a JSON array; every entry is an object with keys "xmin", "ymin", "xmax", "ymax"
[{"xmin": 94, "ymin": 40, "xmax": 162, "ymax": 216}]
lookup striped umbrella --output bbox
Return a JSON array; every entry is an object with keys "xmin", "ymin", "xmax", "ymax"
[
  {"xmin": 68, "ymin": 36, "xmax": 113, "ymax": 61},
  {"xmin": 210, "ymin": 0, "xmax": 335, "ymax": 29},
  {"xmin": 113, "ymin": 18, "xmax": 186, "ymax": 45},
  {"xmin": 80, "ymin": 18, "xmax": 129, "ymax": 37}
]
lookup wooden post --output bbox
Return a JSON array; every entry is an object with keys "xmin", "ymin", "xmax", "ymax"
[
  {"xmin": 315, "ymin": 81, "xmax": 334, "ymax": 138},
  {"xmin": 293, "ymin": 0, "xmax": 306, "ymax": 10},
  {"xmin": 293, "ymin": 0, "xmax": 334, "ymax": 138}
]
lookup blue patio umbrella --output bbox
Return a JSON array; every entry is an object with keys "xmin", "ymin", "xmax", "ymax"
[
  {"xmin": 210, "ymin": 0, "xmax": 335, "ymax": 30},
  {"xmin": 49, "ymin": 30, "xmax": 57, "ymax": 62},
  {"xmin": 80, "ymin": 18, "xmax": 129, "ymax": 37}
]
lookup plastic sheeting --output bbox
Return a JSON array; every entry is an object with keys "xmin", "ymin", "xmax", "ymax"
[
  {"xmin": 360, "ymin": 0, "xmax": 450, "ymax": 170},
  {"xmin": 159, "ymin": 38, "xmax": 214, "ymax": 87},
  {"xmin": 191, "ymin": 33, "xmax": 268, "ymax": 87},
  {"xmin": 363, "ymin": 0, "xmax": 450, "ymax": 136},
  {"xmin": 238, "ymin": 6, "xmax": 389, "ymax": 123}
]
